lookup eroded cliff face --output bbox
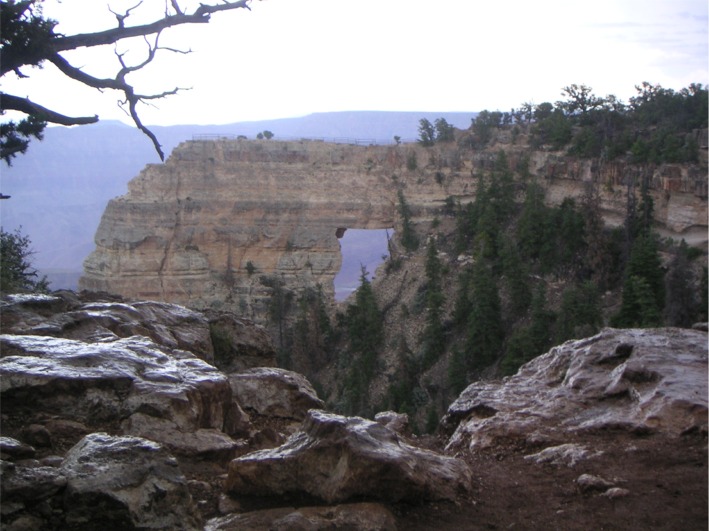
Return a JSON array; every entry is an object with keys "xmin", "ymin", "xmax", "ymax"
[
  {"xmin": 81, "ymin": 140, "xmax": 397, "ymax": 319},
  {"xmin": 80, "ymin": 136, "xmax": 707, "ymax": 319}
]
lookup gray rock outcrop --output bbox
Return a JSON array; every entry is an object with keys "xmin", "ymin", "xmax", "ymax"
[
  {"xmin": 60, "ymin": 433, "xmax": 202, "ymax": 530},
  {"xmin": 0, "ymin": 291, "xmax": 276, "ymax": 369},
  {"xmin": 0, "ymin": 332, "xmax": 234, "ymax": 441},
  {"xmin": 228, "ymin": 367, "xmax": 325, "ymax": 420},
  {"xmin": 225, "ymin": 409, "xmax": 472, "ymax": 504},
  {"xmin": 443, "ymin": 327, "xmax": 708, "ymax": 453}
]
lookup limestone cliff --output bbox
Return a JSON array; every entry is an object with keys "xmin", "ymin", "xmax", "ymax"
[{"xmin": 80, "ymin": 136, "xmax": 707, "ymax": 322}]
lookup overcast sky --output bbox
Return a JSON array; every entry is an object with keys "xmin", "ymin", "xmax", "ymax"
[{"xmin": 3, "ymin": 0, "xmax": 708, "ymax": 126}]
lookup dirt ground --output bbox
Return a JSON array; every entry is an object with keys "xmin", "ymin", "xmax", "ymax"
[{"xmin": 393, "ymin": 431, "xmax": 708, "ymax": 531}]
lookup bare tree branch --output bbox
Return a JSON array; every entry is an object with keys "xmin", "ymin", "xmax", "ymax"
[
  {"xmin": 1, "ymin": 0, "xmax": 255, "ymax": 161},
  {"xmin": 170, "ymin": 0, "xmax": 184, "ymax": 16},
  {"xmin": 47, "ymin": 35, "xmax": 190, "ymax": 161},
  {"xmin": 0, "ymin": 1, "xmax": 251, "ymax": 76},
  {"xmin": 52, "ymin": 1, "xmax": 251, "ymax": 52},
  {"xmin": 109, "ymin": 2, "xmax": 143, "ymax": 29},
  {"xmin": 1, "ymin": 93, "xmax": 98, "ymax": 126},
  {"xmin": 48, "ymin": 53, "xmax": 121, "ymax": 91}
]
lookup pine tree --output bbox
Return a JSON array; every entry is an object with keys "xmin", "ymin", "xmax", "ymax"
[
  {"xmin": 422, "ymin": 239, "xmax": 446, "ymax": 366},
  {"xmin": 500, "ymin": 237, "xmax": 531, "ymax": 318},
  {"xmin": 465, "ymin": 262, "xmax": 504, "ymax": 369},
  {"xmin": 418, "ymin": 118, "xmax": 436, "ymax": 146},
  {"xmin": 527, "ymin": 284, "xmax": 556, "ymax": 352},
  {"xmin": 346, "ymin": 267, "xmax": 384, "ymax": 378},
  {"xmin": 453, "ymin": 267, "xmax": 473, "ymax": 327},
  {"xmin": 555, "ymin": 198, "xmax": 586, "ymax": 273},
  {"xmin": 434, "ymin": 118, "xmax": 455, "ymax": 143},
  {"xmin": 613, "ymin": 231, "xmax": 665, "ymax": 327},
  {"xmin": 556, "ymin": 281, "xmax": 602, "ymax": 342},
  {"xmin": 500, "ymin": 327, "xmax": 534, "ymax": 376},
  {"xmin": 473, "ymin": 203, "xmax": 499, "ymax": 261},
  {"xmin": 263, "ymin": 274, "xmax": 293, "ymax": 362},
  {"xmin": 580, "ymin": 181, "xmax": 612, "ymax": 286},
  {"xmin": 292, "ymin": 285, "xmax": 334, "ymax": 374},
  {"xmin": 500, "ymin": 284, "xmax": 555, "ymax": 375},
  {"xmin": 486, "ymin": 151, "xmax": 516, "ymax": 224},
  {"xmin": 471, "ymin": 153, "xmax": 514, "ymax": 263},
  {"xmin": 516, "ymin": 181, "xmax": 549, "ymax": 263},
  {"xmin": 447, "ymin": 349, "xmax": 468, "ymax": 395},
  {"xmin": 664, "ymin": 240, "xmax": 698, "ymax": 327},
  {"xmin": 455, "ymin": 201, "xmax": 478, "ymax": 253},
  {"xmin": 425, "ymin": 405, "xmax": 440, "ymax": 434},
  {"xmin": 398, "ymin": 190, "xmax": 419, "ymax": 252},
  {"xmin": 0, "ymin": 228, "xmax": 49, "ymax": 293}
]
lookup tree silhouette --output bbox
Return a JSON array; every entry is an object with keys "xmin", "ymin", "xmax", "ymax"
[
  {"xmin": 0, "ymin": 227, "xmax": 49, "ymax": 292},
  {"xmin": 417, "ymin": 118, "xmax": 435, "ymax": 146},
  {"xmin": 1, "ymin": 0, "xmax": 254, "ymax": 162}
]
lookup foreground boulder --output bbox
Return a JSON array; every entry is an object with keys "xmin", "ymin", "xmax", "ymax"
[
  {"xmin": 0, "ymin": 333, "xmax": 237, "ymax": 456},
  {"xmin": 0, "ymin": 292, "xmax": 276, "ymax": 369},
  {"xmin": 1, "ymin": 293, "xmax": 214, "ymax": 361},
  {"xmin": 228, "ymin": 367, "xmax": 325, "ymax": 421},
  {"xmin": 61, "ymin": 433, "xmax": 201, "ymax": 530},
  {"xmin": 225, "ymin": 409, "xmax": 472, "ymax": 504},
  {"xmin": 1, "ymin": 433, "xmax": 202, "ymax": 530},
  {"xmin": 443, "ymin": 327, "xmax": 708, "ymax": 453}
]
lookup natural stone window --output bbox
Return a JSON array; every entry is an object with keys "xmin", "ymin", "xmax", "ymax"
[{"xmin": 334, "ymin": 228, "xmax": 393, "ymax": 301}]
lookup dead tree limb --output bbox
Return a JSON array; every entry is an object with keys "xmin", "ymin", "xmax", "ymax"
[{"xmin": 1, "ymin": 0, "xmax": 254, "ymax": 162}]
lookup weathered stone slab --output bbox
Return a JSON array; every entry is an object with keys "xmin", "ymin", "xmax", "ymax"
[
  {"xmin": 443, "ymin": 328, "xmax": 708, "ymax": 453},
  {"xmin": 228, "ymin": 367, "xmax": 324, "ymax": 420},
  {"xmin": 61, "ymin": 433, "xmax": 201, "ymax": 530},
  {"xmin": 1, "ymin": 293, "xmax": 215, "ymax": 362},
  {"xmin": 0, "ymin": 334, "xmax": 231, "ymax": 439},
  {"xmin": 225, "ymin": 409, "xmax": 472, "ymax": 504}
]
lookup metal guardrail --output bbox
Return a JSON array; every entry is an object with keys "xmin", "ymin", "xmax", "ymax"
[{"xmin": 191, "ymin": 134, "xmax": 418, "ymax": 145}]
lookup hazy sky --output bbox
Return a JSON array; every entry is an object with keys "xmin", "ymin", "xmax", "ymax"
[{"xmin": 3, "ymin": 0, "xmax": 707, "ymax": 126}]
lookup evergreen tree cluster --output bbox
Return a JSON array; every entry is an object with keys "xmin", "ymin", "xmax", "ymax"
[
  {"xmin": 417, "ymin": 118, "xmax": 456, "ymax": 146},
  {"xmin": 445, "ymin": 150, "xmax": 705, "ymax": 382},
  {"xmin": 471, "ymin": 82, "xmax": 707, "ymax": 163}
]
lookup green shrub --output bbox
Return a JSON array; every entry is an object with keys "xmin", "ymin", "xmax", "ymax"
[{"xmin": 0, "ymin": 228, "xmax": 49, "ymax": 293}]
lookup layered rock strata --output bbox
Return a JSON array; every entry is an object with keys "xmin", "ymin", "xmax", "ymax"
[{"xmin": 80, "ymin": 138, "xmax": 707, "ymax": 319}]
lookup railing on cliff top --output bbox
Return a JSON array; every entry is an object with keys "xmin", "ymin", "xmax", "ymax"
[{"xmin": 191, "ymin": 134, "xmax": 418, "ymax": 146}]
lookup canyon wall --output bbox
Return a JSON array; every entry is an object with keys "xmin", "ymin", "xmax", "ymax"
[{"xmin": 80, "ymin": 137, "xmax": 707, "ymax": 319}]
